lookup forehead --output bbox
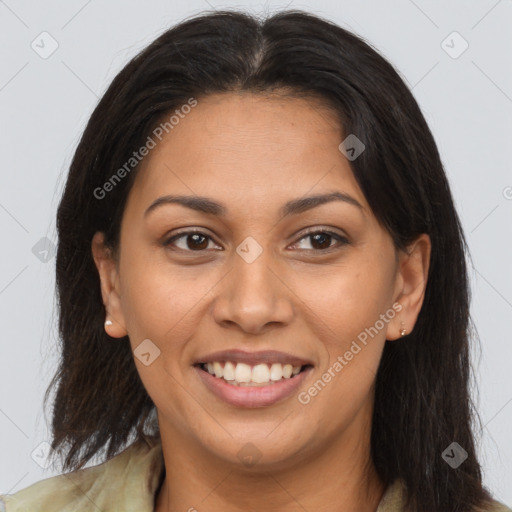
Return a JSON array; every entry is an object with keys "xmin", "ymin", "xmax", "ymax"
[{"xmin": 125, "ymin": 91, "xmax": 368, "ymax": 215}]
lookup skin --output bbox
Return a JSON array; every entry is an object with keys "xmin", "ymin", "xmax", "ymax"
[{"xmin": 92, "ymin": 91, "xmax": 430, "ymax": 512}]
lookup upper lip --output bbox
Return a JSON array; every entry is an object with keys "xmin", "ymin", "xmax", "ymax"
[{"xmin": 193, "ymin": 349, "xmax": 314, "ymax": 367}]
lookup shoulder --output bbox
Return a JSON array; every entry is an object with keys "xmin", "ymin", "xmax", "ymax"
[
  {"xmin": 377, "ymin": 479, "xmax": 511, "ymax": 512},
  {"xmin": 479, "ymin": 500, "xmax": 512, "ymax": 512},
  {"xmin": 0, "ymin": 435, "xmax": 164, "ymax": 512}
]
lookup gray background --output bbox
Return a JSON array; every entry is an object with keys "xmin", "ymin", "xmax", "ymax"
[{"xmin": 1, "ymin": 0, "xmax": 511, "ymax": 506}]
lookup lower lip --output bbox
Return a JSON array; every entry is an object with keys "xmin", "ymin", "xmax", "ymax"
[{"xmin": 194, "ymin": 365, "xmax": 313, "ymax": 408}]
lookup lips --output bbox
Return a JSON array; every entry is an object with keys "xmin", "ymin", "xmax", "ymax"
[
  {"xmin": 192, "ymin": 349, "xmax": 315, "ymax": 408},
  {"xmin": 193, "ymin": 349, "xmax": 314, "ymax": 367},
  {"xmin": 194, "ymin": 364, "xmax": 314, "ymax": 408}
]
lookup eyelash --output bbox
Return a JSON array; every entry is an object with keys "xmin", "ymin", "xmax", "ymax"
[{"xmin": 163, "ymin": 228, "xmax": 350, "ymax": 254}]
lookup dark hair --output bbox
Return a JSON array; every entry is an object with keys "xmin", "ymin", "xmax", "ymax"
[{"xmin": 46, "ymin": 8, "xmax": 493, "ymax": 512}]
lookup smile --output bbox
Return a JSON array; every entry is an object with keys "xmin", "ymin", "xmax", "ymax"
[
  {"xmin": 194, "ymin": 361, "xmax": 314, "ymax": 408},
  {"xmin": 199, "ymin": 361, "xmax": 311, "ymax": 386}
]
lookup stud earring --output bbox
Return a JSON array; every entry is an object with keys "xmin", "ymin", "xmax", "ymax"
[
  {"xmin": 105, "ymin": 318, "xmax": 113, "ymax": 327},
  {"xmin": 399, "ymin": 321, "xmax": 407, "ymax": 337}
]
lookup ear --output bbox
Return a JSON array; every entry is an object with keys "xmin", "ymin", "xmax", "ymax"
[
  {"xmin": 91, "ymin": 231, "xmax": 128, "ymax": 338},
  {"xmin": 386, "ymin": 233, "xmax": 431, "ymax": 340}
]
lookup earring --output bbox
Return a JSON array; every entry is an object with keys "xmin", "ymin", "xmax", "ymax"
[
  {"xmin": 399, "ymin": 321, "xmax": 407, "ymax": 337},
  {"xmin": 105, "ymin": 318, "xmax": 113, "ymax": 327}
]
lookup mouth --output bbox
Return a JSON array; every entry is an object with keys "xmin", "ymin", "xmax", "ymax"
[
  {"xmin": 194, "ymin": 361, "xmax": 314, "ymax": 387},
  {"xmin": 192, "ymin": 351, "xmax": 315, "ymax": 408}
]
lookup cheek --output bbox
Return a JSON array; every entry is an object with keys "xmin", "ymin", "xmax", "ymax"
[
  {"xmin": 294, "ymin": 266, "xmax": 390, "ymax": 428},
  {"xmin": 118, "ymin": 245, "xmax": 210, "ymax": 348},
  {"xmin": 293, "ymin": 250, "xmax": 395, "ymax": 382},
  {"xmin": 295, "ymin": 254, "xmax": 393, "ymax": 336}
]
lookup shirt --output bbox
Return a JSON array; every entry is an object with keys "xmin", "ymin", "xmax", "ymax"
[{"xmin": 1, "ymin": 434, "xmax": 510, "ymax": 512}]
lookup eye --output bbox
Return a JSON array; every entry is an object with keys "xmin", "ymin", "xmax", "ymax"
[
  {"xmin": 291, "ymin": 229, "xmax": 349, "ymax": 252},
  {"xmin": 163, "ymin": 228, "xmax": 349, "ymax": 253},
  {"xmin": 163, "ymin": 230, "xmax": 221, "ymax": 252}
]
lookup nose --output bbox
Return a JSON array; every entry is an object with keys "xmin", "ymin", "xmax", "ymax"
[{"xmin": 212, "ymin": 244, "xmax": 294, "ymax": 335}]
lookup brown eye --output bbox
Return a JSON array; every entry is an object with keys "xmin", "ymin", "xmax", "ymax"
[
  {"xmin": 164, "ymin": 231, "xmax": 219, "ymax": 252},
  {"xmin": 292, "ymin": 230, "xmax": 349, "ymax": 252}
]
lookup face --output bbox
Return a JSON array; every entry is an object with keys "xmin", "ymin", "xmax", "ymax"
[{"xmin": 92, "ymin": 91, "xmax": 429, "ymax": 471}]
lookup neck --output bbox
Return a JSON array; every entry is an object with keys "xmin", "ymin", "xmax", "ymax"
[{"xmin": 155, "ymin": 416, "xmax": 385, "ymax": 512}]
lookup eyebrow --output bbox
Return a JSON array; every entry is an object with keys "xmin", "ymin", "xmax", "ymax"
[{"xmin": 144, "ymin": 191, "xmax": 364, "ymax": 219}]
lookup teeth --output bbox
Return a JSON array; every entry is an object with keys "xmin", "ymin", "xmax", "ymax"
[
  {"xmin": 213, "ymin": 362, "xmax": 224, "ymax": 378},
  {"xmin": 223, "ymin": 361, "xmax": 235, "ymax": 381},
  {"xmin": 252, "ymin": 364, "xmax": 270, "ymax": 383},
  {"xmin": 269, "ymin": 363, "xmax": 283, "ymax": 381},
  {"xmin": 202, "ymin": 361, "xmax": 304, "ymax": 385},
  {"xmin": 282, "ymin": 364, "xmax": 293, "ymax": 378},
  {"xmin": 234, "ymin": 363, "xmax": 252, "ymax": 383}
]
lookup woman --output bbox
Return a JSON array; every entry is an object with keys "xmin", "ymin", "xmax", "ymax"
[{"xmin": 1, "ymin": 9, "xmax": 509, "ymax": 512}]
